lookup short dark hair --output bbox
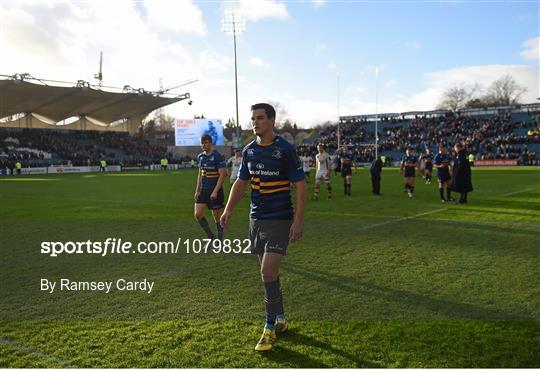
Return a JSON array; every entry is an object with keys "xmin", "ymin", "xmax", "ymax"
[
  {"xmin": 251, "ymin": 103, "xmax": 276, "ymax": 119},
  {"xmin": 454, "ymin": 142, "xmax": 463, "ymax": 150},
  {"xmin": 201, "ymin": 134, "xmax": 212, "ymax": 144}
]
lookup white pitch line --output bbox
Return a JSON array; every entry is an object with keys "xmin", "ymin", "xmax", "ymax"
[
  {"xmin": 308, "ymin": 210, "xmax": 399, "ymax": 219},
  {"xmin": 358, "ymin": 208, "xmax": 446, "ymax": 231},
  {"xmin": 0, "ymin": 337, "xmax": 72, "ymax": 367},
  {"xmin": 502, "ymin": 187, "xmax": 535, "ymax": 197}
]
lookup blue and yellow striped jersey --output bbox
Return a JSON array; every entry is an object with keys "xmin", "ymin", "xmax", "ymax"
[
  {"xmin": 340, "ymin": 153, "xmax": 353, "ymax": 170},
  {"xmin": 422, "ymin": 153, "xmax": 434, "ymax": 163},
  {"xmin": 434, "ymin": 152, "xmax": 452, "ymax": 167},
  {"xmin": 197, "ymin": 150, "xmax": 226, "ymax": 189},
  {"xmin": 401, "ymin": 154, "xmax": 418, "ymax": 167},
  {"xmin": 238, "ymin": 136, "xmax": 305, "ymax": 220}
]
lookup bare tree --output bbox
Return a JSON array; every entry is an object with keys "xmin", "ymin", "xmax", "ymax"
[
  {"xmin": 280, "ymin": 119, "xmax": 294, "ymax": 131},
  {"xmin": 267, "ymin": 101, "xmax": 293, "ymax": 129},
  {"xmin": 437, "ymin": 84, "xmax": 479, "ymax": 111},
  {"xmin": 225, "ymin": 118, "xmax": 236, "ymax": 130},
  {"xmin": 465, "ymin": 98, "xmax": 489, "ymax": 109},
  {"xmin": 483, "ymin": 74, "xmax": 526, "ymax": 106},
  {"xmin": 143, "ymin": 118, "xmax": 157, "ymax": 138},
  {"xmin": 157, "ymin": 114, "xmax": 175, "ymax": 131}
]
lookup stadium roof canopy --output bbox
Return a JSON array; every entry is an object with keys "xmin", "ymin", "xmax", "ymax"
[{"xmin": 0, "ymin": 77, "xmax": 185, "ymax": 125}]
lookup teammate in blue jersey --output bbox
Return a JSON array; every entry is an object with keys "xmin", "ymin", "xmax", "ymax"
[
  {"xmin": 434, "ymin": 143, "xmax": 454, "ymax": 203},
  {"xmin": 420, "ymin": 147, "xmax": 434, "ymax": 184},
  {"xmin": 339, "ymin": 146, "xmax": 354, "ymax": 196},
  {"xmin": 194, "ymin": 135, "xmax": 227, "ymax": 240},
  {"xmin": 220, "ymin": 103, "xmax": 306, "ymax": 352},
  {"xmin": 400, "ymin": 147, "xmax": 419, "ymax": 198}
]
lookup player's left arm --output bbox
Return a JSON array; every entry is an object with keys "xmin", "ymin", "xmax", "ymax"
[
  {"xmin": 211, "ymin": 168, "xmax": 227, "ymax": 198},
  {"xmin": 211, "ymin": 154, "xmax": 227, "ymax": 199},
  {"xmin": 290, "ymin": 180, "xmax": 306, "ymax": 242},
  {"xmin": 287, "ymin": 147, "xmax": 306, "ymax": 242}
]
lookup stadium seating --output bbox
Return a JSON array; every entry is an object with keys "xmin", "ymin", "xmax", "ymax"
[
  {"xmin": 1, "ymin": 110, "xmax": 539, "ymax": 170},
  {"xmin": 0, "ymin": 128, "xmax": 170, "ymax": 168},
  {"xmin": 302, "ymin": 111, "xmax": 539, "ymax": 165}
]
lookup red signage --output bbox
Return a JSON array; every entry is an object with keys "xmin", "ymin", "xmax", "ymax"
[{"xmin": 474, "ymin": 159, "xmax": 518, "ymax": 166}]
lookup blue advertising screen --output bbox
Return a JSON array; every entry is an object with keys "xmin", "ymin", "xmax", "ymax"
[{"xmin": 174, "ymin": 118, "xmax": 224, "ymax": 146}]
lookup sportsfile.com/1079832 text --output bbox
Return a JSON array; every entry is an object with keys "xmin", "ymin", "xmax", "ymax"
[{"xmin": 40, "ymin": 238, "xmax": 252, "ymax": 257}]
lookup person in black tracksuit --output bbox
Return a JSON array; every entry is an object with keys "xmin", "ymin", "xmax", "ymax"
[
  {"xmin": 451, "ymin": 142, "xmax": 473, "ymax": 204},
  {"xmin": 370, "ymin": 156, "xmax": 383, "ymax": 195}
]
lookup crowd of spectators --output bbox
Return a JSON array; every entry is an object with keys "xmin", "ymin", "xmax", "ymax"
[
  {"xmin": 0, "ymin": 128, "xmax": 171, "ymax": 168},
  {"xmin": 298, "ymin": 121, "xmax": 377, "ymax": 161},
  {"xmin": 300, "ymin": 112, "xmax": 539, "ymax": 165},
  {"xmin": 2, "ymin": 111, "xmax": 539, "ymax": 170}
]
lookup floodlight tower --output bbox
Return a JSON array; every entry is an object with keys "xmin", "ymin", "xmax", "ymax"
[
  {"xmin": 337, "ymin": 74, "xmax": 341, "ymax": 149},
  {"xmin": 94, "ymin": 51, "xmax": 103, "ymax": 86},
  {"xmin": 156, "ymin": 78, "xmax": 165, "ymax": 128},
  {"xmin": 221, "ymin": 10, "xmax": 246, "ymax": 147}
]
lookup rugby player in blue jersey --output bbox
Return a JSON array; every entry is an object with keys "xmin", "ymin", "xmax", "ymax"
[
  {"xmin": 339, "ymin": 146, "xmax": 353, "ymax": 196},
  {"xmin": 220, "ymin": 103, "xmax": 306, "ymax": 352},
  {"xmin": 434, "ymin": 143, "xmax": 454, "ymax": 203},
  {"xmin": 194, "ymin": 135, "xmax": 227, "ymax": 240},
  {"xmin": 399, "ymin": 147, "xmax": 419, "ymax": 198},
  {"xmin": 420, "ymin": 147, "xmax": 434, "ymax": 184}
]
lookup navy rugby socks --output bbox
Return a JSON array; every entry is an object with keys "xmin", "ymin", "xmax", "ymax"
[
  {"xmin": 197, "ymin": 217, "xmax": 215, "ymax": 238},
  {"xmin": 264, "ymin": 279, "xmax": 282, "ymax": 329},
  {"xmin": 215, "ymin": 222, "xmax": 223, "ymax": 240}
]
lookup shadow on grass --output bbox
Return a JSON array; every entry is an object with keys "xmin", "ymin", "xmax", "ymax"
[
  {"xmin": 279, "ymin": 328, "xmax": 381, "ymax": 368},
  {"xmin": 256, "ymin": 345, "xmax": 329, "ymax": 368},
  {"xmin": 283, "ymin": 264, "xmax": 534, "ymax": 321}
]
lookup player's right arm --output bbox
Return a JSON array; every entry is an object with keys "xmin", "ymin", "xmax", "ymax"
[{"xmin": 220, "ymin": 179, "xmax": 248, "ymax": 229}]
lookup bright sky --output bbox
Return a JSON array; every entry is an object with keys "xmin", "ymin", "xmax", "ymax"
[{"xmin": 1, "ymin": 0, "xmax": 538, "ymax": 128}]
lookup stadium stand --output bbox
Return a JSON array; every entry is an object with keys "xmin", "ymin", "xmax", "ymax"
[
  {"xmin": 299, "ymin": 108, "xmax": 540, "ymax": 165},
  {"xmin": 1, "ymin": 101, "xmax": 539, "ymax": 172},
  {"xmin": 0, "ymin": 129, "xmax": 176, "ymax": 168}
]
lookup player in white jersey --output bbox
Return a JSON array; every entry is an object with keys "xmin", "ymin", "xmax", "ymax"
[
  {"xmin": 301, "ymin": 154, "xmax": 312, "ymax": 183},
  {"xmin": 312, "ymin": 144, "xmax": 332, "ymax": 200},
  {"xmin": 227, "ymin": 149, "xmax": 242, "ymax": 184}
]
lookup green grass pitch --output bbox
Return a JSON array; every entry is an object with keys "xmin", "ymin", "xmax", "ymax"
[{"xmin": 1, "ymin": 167, "xmax": 539, "ymax": 367}]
